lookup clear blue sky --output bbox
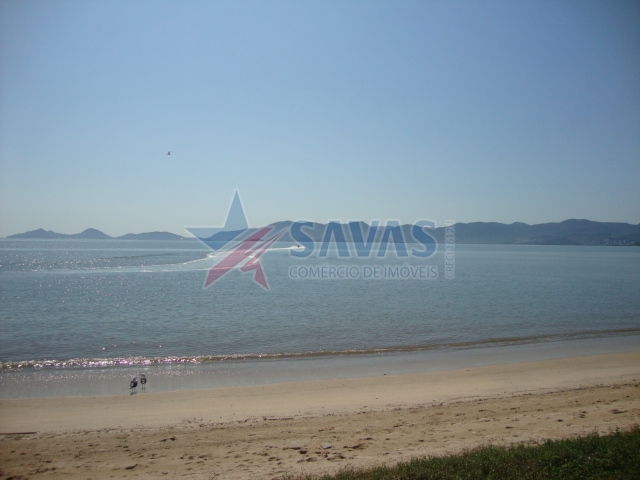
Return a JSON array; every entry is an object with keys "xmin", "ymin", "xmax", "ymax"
[{"xmin": 1, "ymin": 0, "xmax": 638, "ymax": 236}]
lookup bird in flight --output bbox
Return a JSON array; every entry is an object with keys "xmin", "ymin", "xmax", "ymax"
[{"xmin": 167, "ymin": 151, "xmax": 171, "ymax": 155}]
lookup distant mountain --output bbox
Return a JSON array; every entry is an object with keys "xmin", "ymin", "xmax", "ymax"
[
  {"xmin": 6, "ymin": 228, "xmax": 62, "ymax": 239},
  {"xmin": 76, "ymin": 228, "xmax": 112, "ymax": 240},
  {"xmin": 116, "ymin": 232, "xmax": 188, "ymax": 241},
  {"xmin": 434, "ymin": 219, "xmax": 640, "ymax": 245},
  {"xmin": 264, "ymin": 219, "xmax": 640, "ymax": 246},
  {"xmin": 7, "ymin": 228, "xmax": 112, "ymax": 240},
  {"xmin": 7, "ymin": 229, "xmax": 189, "ymax": 240},
  {"xmin": 6, "ymin": 220, "xmax": 640, "ymax": 245}
]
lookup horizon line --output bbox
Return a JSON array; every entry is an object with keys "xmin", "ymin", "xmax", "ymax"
[{"xmin": 4, "ymin": 217, "xmax": 640, "ymax": 239}]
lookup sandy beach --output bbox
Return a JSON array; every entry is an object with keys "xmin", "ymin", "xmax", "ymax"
[{"xmin": 1, "ymin": 351, "xmax": 639, "ymax": 479}]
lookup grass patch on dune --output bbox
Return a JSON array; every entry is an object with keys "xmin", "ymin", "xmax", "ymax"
[{"xmin": 291, "ymin": 425, "xmax": 640, "ymax": 480}]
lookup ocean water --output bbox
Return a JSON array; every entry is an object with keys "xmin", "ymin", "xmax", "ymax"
[{"xmin": 1, "ymin": 240, "xmax": 639, "ymax": 398}]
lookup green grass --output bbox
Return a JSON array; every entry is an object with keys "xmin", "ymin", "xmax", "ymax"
[{"xmin": 290, "ymin": 425, "xmax": 640, "ymax": 480}]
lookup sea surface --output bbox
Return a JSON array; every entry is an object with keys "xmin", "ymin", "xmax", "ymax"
[{"xmin": 1, "ymin": 240, "xmax": 639, "ymax": 398}]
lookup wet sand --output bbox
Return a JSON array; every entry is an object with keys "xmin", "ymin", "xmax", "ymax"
[{"xmin": 1, "ymin": 351, "xmax": 639, "ymax": 479}]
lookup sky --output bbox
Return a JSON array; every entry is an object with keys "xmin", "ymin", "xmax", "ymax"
[{"xmin": 1, "ymin": 0, "xmax": 639, "ymax": 237}]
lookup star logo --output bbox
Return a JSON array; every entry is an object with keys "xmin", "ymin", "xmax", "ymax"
[{"xmin": 186, "ymin": 192, "xmax": 283, "ymax": 289}]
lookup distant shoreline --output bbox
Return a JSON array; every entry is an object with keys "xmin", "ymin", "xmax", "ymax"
[
  {"xmin": 5, "ymin": 219, "xmax": 640, "ymax": 245},
  {"xmin": 3, "ymin": 237, "xmax": 639, "ymax": 246},
  {"xmin": 4, "ymin": 228, "xmax": 191, "ymax": 241}
]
